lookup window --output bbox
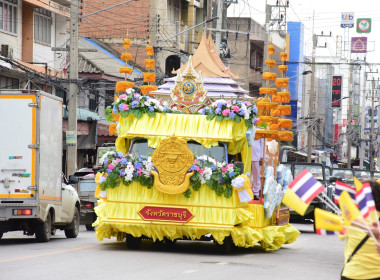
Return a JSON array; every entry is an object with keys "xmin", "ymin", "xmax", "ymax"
[
  {"xmin": 0, "ymin": 0, "xmax": 18, "ymax": 34},
  {"xmin": 89, "ymin": 91, "xmax": 98, "ymax": 112},
  {"xmin": 34, "ymin": 8, "xmax": 51, "ymax": 45},
  {"xmin": 105, "ymin": 90, "xmax": 114, "ymax": 108},
  {"xmin": 0, "ymin": 75, "xmax": 18, "ymax": 89},
  {"xmin": 56, "ymin": 88, "xmax": 66, "ymax": 104}
]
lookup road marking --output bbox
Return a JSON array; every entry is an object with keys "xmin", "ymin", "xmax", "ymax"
[
  {"xmin": 0, "ymin": 243, "xmax": 101, "ymax": 263},
  {"xmin": 183, "ymin": 270, "xmax": 198, "ymax": 274}
]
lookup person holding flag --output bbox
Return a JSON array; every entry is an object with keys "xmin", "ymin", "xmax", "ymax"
[{"xmin": 340, "ymin": 180, "xmax": 380, "ymax": 280}]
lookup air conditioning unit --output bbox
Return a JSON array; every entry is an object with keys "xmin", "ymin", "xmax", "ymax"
[{"xmin": 1, "ymin": 44, "xmax": 13, "ymax": 58}]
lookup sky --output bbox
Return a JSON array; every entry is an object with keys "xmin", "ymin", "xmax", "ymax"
[{"xmin": 227, "ymin": 0, "xmax": 380, "ymax": 72}]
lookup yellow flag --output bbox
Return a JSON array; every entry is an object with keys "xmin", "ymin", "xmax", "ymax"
[
  {"xmin": 339, "ymin": 191, "xmax": 361, "ymax": 226},
  {"xmin": 282, "ymin": 188, "xmax": 310, "ymax": 216},
  {"xmin": 314, "ymin": 208, "xmax": 344, "ymax": 232},
  {"xmin": 353, "ymin": 176, "xmax": 363, "ymax": 191}
]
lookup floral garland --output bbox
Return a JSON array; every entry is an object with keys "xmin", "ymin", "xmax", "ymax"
[
  {"xmin": 97, "ymin": 151, "xmax": 242, "ymax": 199},
  {"xmin": 105, "ymin": 91, "xmax": 177, "ymax": 121},
  {"xmin": 200, "ymin": 99, "xmax": 259, "ymax": 128}
]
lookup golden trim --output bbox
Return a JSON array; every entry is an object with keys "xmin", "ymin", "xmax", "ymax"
[
  {"xmin": 102, "ymin": 200, "xmax": 248, "ymax": 210},
  {"xmin": 125, "ymin": 132, "xmax": 232, "ymax": 141},
  {"xmin": 104, "ymin": 218, "xmax": 235, "ymax": 229}
]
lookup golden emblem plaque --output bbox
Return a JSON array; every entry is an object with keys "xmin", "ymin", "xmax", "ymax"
[{"xmin": 151, "ymin": 136, "xmax": 194, "ymax": 194}]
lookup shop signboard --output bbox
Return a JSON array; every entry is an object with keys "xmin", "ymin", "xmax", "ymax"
[
  {"xmin": 357, "ymin": 18, "xmax": 371, "ymax": 33},
  {"xmin": 332, "ymin": 76, "xmax": 342, "ymax": 107},
  {"xmin": 351, "ymin": 37, "xmax": 367, "ymax": 53},
  {"xmin": 341, "ymin": 12, "xmax": 354, "ymax": 28}
]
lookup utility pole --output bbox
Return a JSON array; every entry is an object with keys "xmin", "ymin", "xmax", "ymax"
[
  {"xmin": 215, "ymin": 0, "xmax": 223, "ymax": 51},
  {"xmin": 370, "ymin": 78, "xmax": 375, "ymax": 171},
  {"xmin": 67, "ymin": 0, "xmax": 79, "ymax": 177},
  {"xmin": 347, "ymin": 64, "xmax": 353, "ymax": 168},
  {"xmin": 307, "ymin": 34, "xmax": 317, "ymax": 163}
]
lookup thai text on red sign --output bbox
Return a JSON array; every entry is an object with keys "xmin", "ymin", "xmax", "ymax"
[
  {"xmin": 139, "ymin": 206, "xmax": 194, "ymax": 223},
  {"xmin": 332, "ymin": 76, "xmax": 342, "ymax": 108}
]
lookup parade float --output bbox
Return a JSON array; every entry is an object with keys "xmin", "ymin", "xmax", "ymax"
[{"xmin": 93, "ymin": 32, "xmax": 300, "ymax": 251}]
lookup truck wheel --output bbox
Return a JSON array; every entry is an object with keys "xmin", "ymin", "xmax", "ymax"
[
  {"xmin": 217, "ymin": 236, "xmax": 233, "ymax": 254},
  {"xmin": 126, "ymin": 234, "xmax": 142, "ymax": 249},
  {"xmin": 0, "ymin": 232, "xmax": 3, "ymax": 239},
  {"xmin": 65, "ymin": 208, "xmax": 80, "ymax": 238},
  {"xmin": 85, "ymin": 224, "xmax": 94, "ymax": 231},
  {"xmin": 35, "ymin": 212, "xmax": 51, "ymax": 242}
]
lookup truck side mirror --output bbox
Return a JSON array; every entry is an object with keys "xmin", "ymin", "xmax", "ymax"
[
  {"xmin": 329, "ymin": 176, "xmax": 339, "ymax": 183},
  {"xmin": 68, "ymin": 175, "xmax": 79, "ymax": 184}
]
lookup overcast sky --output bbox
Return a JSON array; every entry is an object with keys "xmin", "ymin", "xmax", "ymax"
[{"xmin": 227, "ymin": 0, "xmax": 380, "ymax": 71}]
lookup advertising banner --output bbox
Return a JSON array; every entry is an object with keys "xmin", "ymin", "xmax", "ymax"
[
  {"xmin": 341, "ymin": 12, "xmax": 354, "ymax": 28},
  {"xmin": 357, "ymin": 18, "xmax": 371, "ymax": 33},
  {"xmin": 332, "ymin": 76, "xmax": 342, "ymax": 108},
  {"xmin": 351, "ymin": 37, "xmax": 367, "ymax": 53}
]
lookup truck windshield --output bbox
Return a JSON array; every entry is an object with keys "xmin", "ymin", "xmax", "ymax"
[
  {"xmin": 129, "ymin": 139, "xmax": 227, "ymax": 162},
  {"xmin": 80, "ymin": 180, "xmax": 97, "ymax": 192}
]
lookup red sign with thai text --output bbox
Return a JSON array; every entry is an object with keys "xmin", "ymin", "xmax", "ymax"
[
  {"xmin": 139, "ymin": 206, "xmax": 194, "ymax": 223},
  {"xmin": 332, "ymin": 76, "xmax": 342, "ymax": 108}
]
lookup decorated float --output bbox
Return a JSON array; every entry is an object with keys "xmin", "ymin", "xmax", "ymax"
[{"xmin": 93, "ymin": 32, "xmax": 300, "ymax": 251}]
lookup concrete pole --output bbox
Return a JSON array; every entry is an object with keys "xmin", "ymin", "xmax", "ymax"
[
  {"xmin": 347, "ymin": 64, "xmax": 353, "ymax": 168},
  {"xmin": 370, "ymin": 79, "xmax": 375, "ymax": 171},
  {"xmin": 215, "ymin": 0, "xmax": 223, "ymax": 52},
  {"xmin": 307, "ymin": 34, "xmax": 317, "ymax": 163},
  {"xmin": 67, "ymin": 0, "xmax": 79, "ymax": 176},
  {"xmin": 359, "ymin": 63, "xmax": 366, "ymax": 169}
]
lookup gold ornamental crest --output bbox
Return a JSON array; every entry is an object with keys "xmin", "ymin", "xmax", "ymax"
[{"xmin": 151, "ymin": 136, "xmax": 194, "ymax": 194}]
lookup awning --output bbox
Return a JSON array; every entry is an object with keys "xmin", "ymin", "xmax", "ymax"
[
  {"xmin": 293, "ymin": 151, "xmax": 317, "ymax": 159},
  {"xmin": 63, "ymin": 105, "xmax": 100, "ymax": 121}
]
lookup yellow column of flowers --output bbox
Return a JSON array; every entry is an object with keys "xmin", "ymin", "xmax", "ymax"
[
  {"xmin": 116, "ymin": 30, "xmax": 135, "ymax": 93},
  {"xmin": 140, "ymin": 40, "xmax": 158, "ymax": 95}
]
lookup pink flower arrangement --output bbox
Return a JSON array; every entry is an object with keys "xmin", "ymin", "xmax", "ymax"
[
  {"xmin": 108, "ymin": 163, "xmax": 115, "ymax": 170},
  {"xmin": 122, "ymin": 104, "xmax": 129, "ymax": 111},
  {"xmin": 231, "ymin": 105, "xmax": 240, "ymax": 113},
  {"xmin": 119, "ymin": 94, "xmax": 127, "ymax": 99},
  {"xmin": 222, "ymin": 109, "xmax": 230, "ymax": 116}
]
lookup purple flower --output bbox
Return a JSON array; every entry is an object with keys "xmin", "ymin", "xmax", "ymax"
[
  {"xmin": 103, "ymin": 158, "xmax": 109, "ymax": 165},
  {"xmin": 118, "ymin": 104, "xmax": 124, "ymax": 111},
  {"xmin": 238, "ymin": 108, "xmax": 245, "ymax": 116},
  {"xmin": 120, "ymin": 158, "xmax": 128, "ymax": 165},
  {"xmin": 131, "ymin": 100, "xmax": 139, "ymax": 109},
  {"xmin": 148, "ymin": 106, "xmax": 154, "ymax": 112},
  {"xmin": 211, "ymin": 164, "xmax": 216, "ymax": 170},
  {"xmin": 106, "ymin": 168, "xmax": 112, "ymax": 174},
  {"xmin": 228, "ymin": 171, "xmax": 235, "ymax": 178},
  {"xmin": 201, "ymin": 108, "xmax": 206, "ymax": 115},
  {"xmin": 252, "ymin": 105, "xmax": 258, "ymax": 114},
  {"xmin": 117, "ymin": 152, "xmax": 123, "ymax": 158},
  {"xmin": 229, "ymin": 112, "xmax": 236, "ymax": 119},
  {"xmin": 188, "ymin": 165, "xmax": 197, "ymax": 172},
  {"xmin": 112, "ymin": 106, "xmax": 118, "ymax": 114},
  {"xmin": 119, "ymin": 169, "xmax": 125, "ymax": 176},
  {"xmin": 215, "ymin": 107, "xmax": 222, "ymax": 114},
  {"xmin": 134, "ymin": 162, "xmax": 143, "ymax": 170},
  {"xmin": 98, "ymin": 176, "xmax": 106, "ymax": 184}
]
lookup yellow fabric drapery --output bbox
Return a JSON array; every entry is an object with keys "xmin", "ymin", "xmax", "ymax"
[
  {"xmin": 115, "ymin": 113, "xmax": 252, "ymax": 175},
  {"xmin": 93, "ymin": 181, "xmax": 300, "ymax": 250}
]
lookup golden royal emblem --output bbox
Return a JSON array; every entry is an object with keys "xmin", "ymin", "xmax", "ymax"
[
  {"xmin": 151, "ymin": 136, "xmax": 194, "ymax": 194},
  {"xmin": 170, "ymin": 56, "xmax": 207, "ymax": 109}
]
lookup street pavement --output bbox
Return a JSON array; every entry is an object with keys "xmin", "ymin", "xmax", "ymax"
[{"xmin": 0, "ymin": 223, "xmax": 345, "ymax": 280}]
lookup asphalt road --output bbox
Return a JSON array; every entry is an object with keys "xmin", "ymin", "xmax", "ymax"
[{"xmin": 0, "ymin": 224, "xmax": 345, "ymax": 280}]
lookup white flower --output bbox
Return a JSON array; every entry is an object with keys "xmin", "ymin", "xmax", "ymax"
[
  {"xmin": 203, "ymin": 167, "xmax": 212, "ymax": 181},
  {"xmin": 231, "ymin": 176, "xmax": 245, "ymax": 189},
  {"xmin": 163, "ymin": 101, "xmax": 168, "ymax": 107}
]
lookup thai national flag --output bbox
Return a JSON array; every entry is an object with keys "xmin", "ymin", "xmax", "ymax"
[
  {"xmin": 334, "ymin": 181, "xmax": 357, "ymax": 204},
  {"xmin": 355, "ymin": 182, "xmax": 376, "ymax": 219},
  {"xmin": 288, "ymin": 169, "xmax": 325, "ymax": 204}
]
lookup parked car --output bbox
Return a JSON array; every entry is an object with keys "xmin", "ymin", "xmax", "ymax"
[
  {"xmin": 282, "ymin": 162, "xmax": 334, "ymax": 223},
  {"xmin": 73, "ymin": 168, "xmax": 97, "ymax": 231}
]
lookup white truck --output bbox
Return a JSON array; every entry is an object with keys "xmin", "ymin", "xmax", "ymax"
[{"xmin": 0, "ymin": 90, "xmax": 80, "ymax": 242}]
